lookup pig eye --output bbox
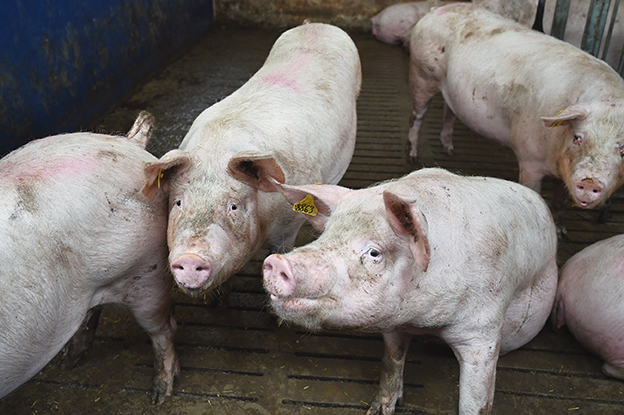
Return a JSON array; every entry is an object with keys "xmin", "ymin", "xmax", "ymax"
[
  {"xmin": 572, "ymin": 134, "xmax": 583, "ymax": 145},
  {"xmin": 228, "ymin": 201, "xmax": 240, "ymax": 213},
  {"xmin": 364, "ymin": 247, "xmax": 383, "ymax": 262},
  {"xmin": 619, "ymin": 144, "xmax": 624, "ymax": 158}
]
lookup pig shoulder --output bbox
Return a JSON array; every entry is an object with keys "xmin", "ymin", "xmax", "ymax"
[{"xmin": 400, "ymin": 169, "xmax": 556, "ymax": 273}]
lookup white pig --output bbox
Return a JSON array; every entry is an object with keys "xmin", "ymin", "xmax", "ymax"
[
  {"xmin": 408, "ymin": 3, "xmax": 624, "ymax": 209},
  {"xmin": 142, "ymin": 22, "xmax": 361, "ymax": 296},
  {"xmin": 553, "ymin": 234, "xmax": 624, "ymax": 379},
  {"xmin": 372, "ymin": 0, "xmax": 623, "ymax": 68},
  {"xmin": 371, "ymin": 0, "xmax": 538, "ymax": 47},
  {"xmin": 263, "ymin": 167, "xmax": 558, "ymax": 415},
  {"xmin": 371, "ymin": 1, "xmax": 448, "ymax": 46},
  {"xmin": 0, "ymin": 113, "xmax": 178, "ymax": 404}
]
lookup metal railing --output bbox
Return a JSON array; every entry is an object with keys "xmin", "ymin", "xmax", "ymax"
[{"xmin": 550, "ymin": 0, "xmax": 623, "ymax": 75}]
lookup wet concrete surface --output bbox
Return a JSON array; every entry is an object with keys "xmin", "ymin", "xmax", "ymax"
[{"xmin": 2, "ymin": 26, "xmax": 624, "ymax": 414}]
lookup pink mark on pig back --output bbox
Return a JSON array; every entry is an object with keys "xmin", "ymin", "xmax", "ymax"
[
  {"xmin": 261, "ymin": 73, "xmax": 301, "ymax": 92},
  {"xmin": 521, "ymin": 33, "xmax": 538, "ymax": 42},
  {"xmin": 435, "ymin": 7, "xmax": 447, "ymax": 16},
  {"xmin": 261, "ymin": 52, "xmax": 312, "ymax": 92},
  {"xmin": 3, "ymin": 154, "xmax": 101, "ymax": 183}
]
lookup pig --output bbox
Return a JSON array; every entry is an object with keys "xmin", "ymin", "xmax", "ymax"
[
  {"xmin": 407, "ymin": 3, "xmax": 624, "ymax": 210},
  {"xmin": 141, "ymin": 22, "xmax": 361, "ymax": 296},
  {"xmin": 553, "ymin": 234, "xmax": 624, "ymax": 380},
  {"xmin": 372, "ymin": 1, "xmax": 623, "ymax": 68},
  {"xmin": 0, "ymin": 113, "xmax": 178, "ymax": 404},
  {"xmin": 370, "ymin": 0, "xmax": 539, "ymax": 47},
  {"xmin": 371, "ymin": 1, "xmax": 449, "ymax": 47},
  {"xmin": 263, "ymin": 167, "xmax": 558, "ymax": 415}
]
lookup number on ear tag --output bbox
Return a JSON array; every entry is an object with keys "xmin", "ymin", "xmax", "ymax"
[{"xmin": 293, "ymin": 194, "xmax": 318, "ymax": 216}]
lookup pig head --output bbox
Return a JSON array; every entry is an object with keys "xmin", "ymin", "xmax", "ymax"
[
  {"xmin": 542, "ymin": 101, "xmax": 624, "ymax": 208},
  {"xmin": 143, "ymin": 148, "xmax": 294, "ymax": 295}
]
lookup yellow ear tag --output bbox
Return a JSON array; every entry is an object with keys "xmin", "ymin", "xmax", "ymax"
[
  {"xmin": 293, "ymin": 194, "xmax": 318, "ymax": 216},
  {"xmin": 550, "ymin": 108, "xmax": 566, "ymax": 129},
  {"xmin": 157, "ymin": 169, "xmax": 164, "ymax": 189}
]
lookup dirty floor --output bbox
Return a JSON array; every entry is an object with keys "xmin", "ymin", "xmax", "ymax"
[{"xmin": 2, "ymin": 26, "xmax": 624, "ymax": 415}]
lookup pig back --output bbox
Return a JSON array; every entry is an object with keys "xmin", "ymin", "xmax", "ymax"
[
  {"xmin": 0, "ymin": 133, "xmax": 168, "ymax": 394},
  {"xmin": 180, "ymin": 22, "xmax": 361, "ymax": 187}
]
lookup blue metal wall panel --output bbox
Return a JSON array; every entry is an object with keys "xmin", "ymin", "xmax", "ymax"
[{"xmin": 0, "ymin": 0, "xmax": 213, "ymax": 151}]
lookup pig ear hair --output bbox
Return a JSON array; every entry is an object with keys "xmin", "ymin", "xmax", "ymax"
[
  {"xmin": 228, "ymin": 151, "xmax": 286, "ymax": 192},
  {"xmin": 270, "ymin": 181, "xmax": 348, "ymax": 231},
  {"xmin": 142, "ymin": 150, "xmax": 192, "ymax": 199},
  {"xmin": 541, "ymin": 103, "xmax": 591, "ymax": 128},
  {"xmin": 126, "ymin": 111, "xmax": 154, "ymax": 149},
  {"xmin": 383, "ymin": 191, "xmax": 430, "ymax": 272}
]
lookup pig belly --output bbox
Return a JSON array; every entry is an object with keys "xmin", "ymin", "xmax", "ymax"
[
  {"xmin": 441, "ymin": 83, "xmax": 511, "ymax": 147},
  {"xmin": 499, "ymin": 258, "xmax": 558, "ymax": 354}
]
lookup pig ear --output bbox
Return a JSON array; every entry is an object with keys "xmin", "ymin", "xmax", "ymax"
[
  {"xmin": 383, "ymin": 191, "xmax": 430, "ymax": 272},
  {"xmin": 271, "ymin": 181, "xmax": 352, "ymax": 231},
  {"xmin": 126, "ymin": 111, "xmax": 154, "ymax": 149},
  {"xmin": 142, "ymin": 149, "xmax": 192, "ymax": 199},
  {"xmin": 228, "ymin": 151, "xmax": 286, "ymax": 192},
  {"xmin": 542, "ymin": 103, "xmax": 591, "ymax": 128}
]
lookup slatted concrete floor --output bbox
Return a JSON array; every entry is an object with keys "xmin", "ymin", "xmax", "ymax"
[{"xmin": 2, "ymin": 27, "xmax": 624, "ymax": 415}]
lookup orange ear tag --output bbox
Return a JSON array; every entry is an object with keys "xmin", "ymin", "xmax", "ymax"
[{"xmin": 293, "ymin": 194, "xmax": 318, "ymax": 216}]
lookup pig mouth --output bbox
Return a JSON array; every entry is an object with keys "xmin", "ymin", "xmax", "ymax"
[{"xmin": 269, "ymin": 294, "xmax": 337, "ymax": 326}]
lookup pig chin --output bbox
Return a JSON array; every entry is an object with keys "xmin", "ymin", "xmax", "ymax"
[{"xmin": 269, "ymin": 295, "xmax": 337, "ymax": 331}]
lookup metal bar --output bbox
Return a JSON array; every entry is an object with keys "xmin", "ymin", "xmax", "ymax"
[
  {"xmin": 551, "ymin": 0, "xmax": 572, "ymax": 39},
  {"xmin": 601, "ymin": 0, "xmax": 620, "ymax": 61},
  {"xmin": 619, "ymin": 46, "xmax": 624, "ymax": 76},
  {"xmin": 580, "ymin": 0, "xmax": 611, "ymax": 56}
]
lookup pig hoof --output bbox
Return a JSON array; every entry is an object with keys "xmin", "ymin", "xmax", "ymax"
[
  {"xmin": 556, "ymin": 226, "xmax": 570, "ymax": 242},
  {"xmin": 151, "ymin": 378, "xmax": 172, "ymax": 405},
  {"xmin": 405, "ymin": 141, "xmax": 418, "ymax": 164},
  {"xmin": 445, "ymin": 147, "xmax": 455, "ymax": 156},
  {"xmin": 603, "ymin": 362, "xmax": 624, "ymax": 380}
]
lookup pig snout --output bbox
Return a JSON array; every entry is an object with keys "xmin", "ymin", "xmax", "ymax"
[
  {"xmin": 263, "ymin": 254, "xmax": 296, "ymax": 298},
  {"xmin": 573, "ymin": 179, "xmax": 604, "ymax": 208},
  {"xmin": 170, "ymin": 254, "xmax": 212, "ymax": 290}
]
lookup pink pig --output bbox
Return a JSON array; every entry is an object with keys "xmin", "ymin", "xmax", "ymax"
[
  {"xmin": 553, "ymin": 234, "xmax": 624, "ymax": 380},
  {"xmin": 408, "ymin": 3, "xmax": 624, "ymax": 209},
  {"xmin": 142, "ymin": 22, "xmax": 361, "ymax": 296},
  {"xmin": 263, "ymin": 167, "xmax": 558, "ymax": 415},
  {"xmin": 0, "ymin": 113, "xmax": 178, "ymax": 403}
]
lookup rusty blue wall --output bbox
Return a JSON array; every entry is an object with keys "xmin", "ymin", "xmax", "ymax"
[{"xmin": 0, "ymin": 0, "xmax": 213, "ymax": 151}]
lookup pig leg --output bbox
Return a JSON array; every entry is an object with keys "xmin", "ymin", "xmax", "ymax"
[
  {"xmin": 407, "ymin": 63, "xmax": 441, "ymax": 163},
  {"xmin": 367, "ymin": 331, "xmax": 412, "ymax": 415},
  {"xmin": 518, "ymin": 160, "xmax": 544, "ymax": 193},
  {"xmin": 440, "ymin": 101, "xmax": 456, "ymax": 156},
  {"xmin": 450, "ymin": 335, "xmax": 501, "ymax": 415},
  {"xmin": 59, "ymin": 306, "xmax": 102, "ymax": 369},
  {"xmin": 123, "ymin": 275, "xmax": 179, "ymax": 405}
]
